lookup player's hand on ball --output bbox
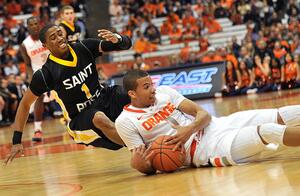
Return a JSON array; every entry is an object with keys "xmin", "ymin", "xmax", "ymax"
[
  {"xmin": 164, "ymin": 125, "xmax": 193, "ymax": 151},
  {"xmin": 131, "ymin": 145, "xmax": 154, "ymax": 172},
  {"xmin": 98, "ymin": 29, "xmax": 119, "ymax": 43},
  {"xmin": 4, "ymin": 144, "xmax": 24, "ymax": 165}
]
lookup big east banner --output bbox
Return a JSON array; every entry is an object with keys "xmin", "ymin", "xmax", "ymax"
[{"xmin": 108, "ymin": 62, "xmax": 225, "ymax": 99}]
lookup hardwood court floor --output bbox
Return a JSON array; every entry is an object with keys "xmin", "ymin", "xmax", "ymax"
[{"xmin": 1, "ymin": 89, "xmax": 300, "ymax": 196}]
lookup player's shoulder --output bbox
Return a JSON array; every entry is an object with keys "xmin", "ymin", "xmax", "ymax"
[{"xmin": 22, "ymin": 36, "xmax": 33, "ymax": 45}]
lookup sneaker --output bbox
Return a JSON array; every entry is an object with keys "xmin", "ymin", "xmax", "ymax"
[
  {"xmin": 32, "ymin": 130, "xmax": 43, "ymax": 142},
  {"xmin": 214, "ymin": 92, "xmax": 222, "ymax": 98}
]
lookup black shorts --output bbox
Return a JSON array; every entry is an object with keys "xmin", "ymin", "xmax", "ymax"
[{"xmin": 68, "ymin": 85, "xmax": 130, "ymax": 150}]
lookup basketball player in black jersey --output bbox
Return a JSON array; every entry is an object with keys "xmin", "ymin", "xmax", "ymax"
[
  {"xmin": 59, "ymin": 5, "xmax": 81, "ymax": 43},
  {"xmin": 5, "ymin": 24, "xmax": 132, "ymax": 164}
]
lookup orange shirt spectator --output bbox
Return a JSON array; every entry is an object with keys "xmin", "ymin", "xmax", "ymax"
[
  {"xmin": 273, "ymin": 48, "xmax": 287, "ymax": 59},
  {"xmin": 180, "ymin": 43, "xmax": 191, "ymax": 62},
  {"xmin": 204, "ymin": 16, "xmax": 222, "ymax": 34},
  {"xmin": 121, "ymin": 26, "xmax": 132, "ymax": 38},
  {"xmin": 134, "ymin": 36, "xmax": 157, "ymax": 53},
  {"xmin": 3, "ymin": 15, "xmax": 18, "ymax": 28},
  {"xmin": 199, "ymin": 37, "xmax": 210, "ymax": 53},
  {"xmin": 167, "ymin": 12, "xmax": 180, "ymax": 25},
  {"xmin": 227, "ymin": 54, "xmax": 238, "ymax": 69},
  {"xmin": 221, "ymin": 0, "xmax": 234, "ymax": 8},
  {"xmin": 160, "ymin": 21, "xmax": 172, "ymax": 35},
  {"xmin": 202, "ymin": 52, "xmax": 223, "ymax": 63},
  {"xmin": 182, "ymin": 12, "xmax": 196, "ymax": 27},
  {"xmin": 6, "ymin": 0, "xmax": 21, "ymax": 15},
  {"xmin": 182, "ymin": 24, "xmax": 197, "ymax": 41},
  {"xmin": 169, "ymin": 25, "xmax": 182, "ymax": 44}
]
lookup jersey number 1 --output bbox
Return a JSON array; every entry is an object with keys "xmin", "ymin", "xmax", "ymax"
[{"xmin": 81, "ymin": 83, "xmax": 92, "ymax": 99}]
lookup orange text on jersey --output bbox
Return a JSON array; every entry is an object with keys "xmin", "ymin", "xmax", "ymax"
[
  {"xmin": 30, "ymin": 47, "xmax": 48, "ymax": 56},
  {"xmin": 142, "ymin": 103, "xmax": 176, "ymax": 131}
]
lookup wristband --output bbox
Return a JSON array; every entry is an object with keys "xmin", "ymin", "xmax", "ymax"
[{"xmin": 12, "ymin": 131, "xmax": 23, "ymax": 145}]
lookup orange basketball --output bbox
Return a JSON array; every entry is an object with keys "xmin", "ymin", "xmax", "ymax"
[{"xmin": 150, "ymin": 135, "xmax": 186, "ymax": 173}]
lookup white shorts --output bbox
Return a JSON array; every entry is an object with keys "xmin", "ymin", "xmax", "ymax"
[{"xmin": 190, "ymin": 109, "xmax": 278, "ymax": 167}]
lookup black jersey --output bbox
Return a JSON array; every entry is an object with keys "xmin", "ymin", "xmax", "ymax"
[
  {"xmin": 59, "ymin": 21, "xmax": 81, "ymax": 39},
  {"xmin": 30, "ymin": 39, "xmax": 103, "ymax": 119}
]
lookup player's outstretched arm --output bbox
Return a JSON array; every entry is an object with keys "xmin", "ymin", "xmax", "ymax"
[
  {"xmin": 131, "ymin": 145, "xmax": 156, "ymax": 175},
  {"xmin": 4, "ymin": 89, "xmax": 38, "ymax": 165},
  {"xmin": 97, "ymin": 29, "xmax": 132, "ymax": 52}
]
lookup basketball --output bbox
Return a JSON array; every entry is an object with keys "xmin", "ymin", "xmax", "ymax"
[{"xmin": 150, "ymin": 135, "xmax": 186, "ymax": 173}]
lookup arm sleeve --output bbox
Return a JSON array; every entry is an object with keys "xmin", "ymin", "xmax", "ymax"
[
  {"xmin": 100, "ymin": 34, "xmax": 132, "ymax": 52},
  {"xmin": 29, "ymin": 67, "xmax": 54, "ymax": 96},
  {"xmin": 158, "ymin": 86, "xmax": 186, "ymax": 108},
  {"xmin": 81, "ymin": 38, "xmax": 102, "ymax": 59},
  {"xmin": 115, "ymin": 116, "xmax": 145, "ymax": 151}
]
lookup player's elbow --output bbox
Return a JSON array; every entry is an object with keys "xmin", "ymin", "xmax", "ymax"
[{"xmin": 120, "ymin": 35, "xmax": 132, "ymax": 50}]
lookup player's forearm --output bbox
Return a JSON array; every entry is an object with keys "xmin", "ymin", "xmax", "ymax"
[
  {"xmin": 101, "ymin": 34, "xmax": 132, "ymax": 51},
  {"xmin": 13, "ymin": 99, "xmax": 31, "ymax": 132},
  {"xmin": 187, "ymin": 110, "xmax": 211, "ymax": 133},
  {"xmin": 131, "ymin": 158, "xmax": 156, "ymax": 175}
]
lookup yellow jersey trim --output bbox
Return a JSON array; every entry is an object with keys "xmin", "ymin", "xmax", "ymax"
[
  {"xmin": 49, "ymin": 46, "xmax": 77, "ymax": 67},
  {"xmin": 61, "ymin": 21, "xmax": 75, "ymax": 32}
]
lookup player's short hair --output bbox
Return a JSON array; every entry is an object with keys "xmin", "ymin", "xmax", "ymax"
[
  {"xmin": 26, "ymin": 16, "xmax": 38, "ymax": 25},
  {"xmin": 39, "ymin": 23, "xmax": 57, "ymax": 43},
  {"xmin": 123, "ymin": 69, "xmax": 149, "ymax": 92},
  {"xmin": 60, "ymin": 5, "xmax": 74, "ymax": 14}
]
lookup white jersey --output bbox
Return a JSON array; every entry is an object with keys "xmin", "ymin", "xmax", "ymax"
[
  {"xmin": 116, "ymin": 85, "xmax": 281, "ymax": 167},
  {"xmin": 116, "ymin": 86, "xmax": 238, "ymax": 167},
  {"xmin": 23, "ymin": 36, "xmax": 50, "ymax": 72}
]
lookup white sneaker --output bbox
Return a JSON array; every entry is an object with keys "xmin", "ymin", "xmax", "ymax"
[
  {"xmin": 246, "ymin": 88, "xmax": 257, "ymax": 94},
  {"xmin": 214, "ymin": 92, "xmax": 222, "ymax": 98}
]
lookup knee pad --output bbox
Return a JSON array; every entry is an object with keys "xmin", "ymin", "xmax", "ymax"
[{"xmin": 259, "ymin": 123, "xmax": 286, "ymax": 146}]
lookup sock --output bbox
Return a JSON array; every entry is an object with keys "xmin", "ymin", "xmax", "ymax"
[
  {"xmin": 34, "ymin": 121, "xmax": 42, "ymax": 132},
  {"xmin": 259, "ymin": 123, "xmax": 286, "ymax": 146},
  {"xmin": 278, "ymin": 105, "xmax": 300, "ymax": 126}
]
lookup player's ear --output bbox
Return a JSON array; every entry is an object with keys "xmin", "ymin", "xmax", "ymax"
[{"xmin": 128, "ymin": 90, "xmax": 136, "ymax": 99}]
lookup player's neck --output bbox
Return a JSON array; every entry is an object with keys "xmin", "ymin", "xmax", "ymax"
[
  {"xmin": 30, "ymin": 34, "xmax": 39, "ymax": 41},
  {"xmin": 131, "ymin": 101, "xmax": 150, "ymax": 108}
]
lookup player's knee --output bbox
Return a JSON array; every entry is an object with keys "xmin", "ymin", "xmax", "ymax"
[
  {"xmin": 92, "ymin": 111, "xmax": 111, "ymax": 128},
  {"xmin": 92, "ymin": 111, "xmax": 104, "ymax": 124},
  {"xmin": 258, "ymin": 123, "xmax": 286, "ymax": 145}
]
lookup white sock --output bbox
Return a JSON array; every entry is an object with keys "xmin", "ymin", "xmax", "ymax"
[
  {"xmin": 259, "ymin": 123, "xmax": 286, "ymax": 146},
  {"xmin": 34, "ymin": 121, "xmax": 42, "ymax": 132},
  {"xmin": 278, "ymin": 105, "xmax": 300, "ymax": 126}
]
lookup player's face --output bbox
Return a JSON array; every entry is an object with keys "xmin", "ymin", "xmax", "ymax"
[
  {"xmin": 62, "ymin": 9, "xmax": 75, "ymax": 23},
  {"xmin": 27, "ymin": 18, "xmax": 40, "ymax": 36},
  {"xmin": 134, "ymin": 76, "xmax": 156, "ymax": 106},
  {"xmin": 44, "ymin": 26, "xmax": 68, "ymax": 56}
]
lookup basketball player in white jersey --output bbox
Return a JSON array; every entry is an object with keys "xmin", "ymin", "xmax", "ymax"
[
  {"xmin": 116, "ymin": 70, "xmax": 300, "ymax": 174},
  {"xmin": 19, "ymin": 17, "xmax": 50, "ymax": 142}
]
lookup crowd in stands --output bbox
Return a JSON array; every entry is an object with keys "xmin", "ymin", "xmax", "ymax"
[
  {"xmin": 110, "ymin": 0, "xmax": 300, "ymax": 97},
  {"xmin": 0, "ymin": 0, "xmax": 87, "ymax": 126}
]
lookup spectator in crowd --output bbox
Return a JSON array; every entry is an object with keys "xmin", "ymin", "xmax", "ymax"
[
  {"xmin": 144, "ymin": 22, "xmax": 161, "ymax": 44},
  {"xmin": 59, "ymin": 5, "xmax": 81, "ymax": 43},
  {"xmin": 109, "ymin": 0, "xmax": 123, "ymax": 17},
  {"xmin": 281, "ymin": 52, "xmax": 300, "ymax": 89},
  {"xmin": 269, "ymin": 57, "xmax": 282, "ymax": 91},
  {"xmin": 133, "ymin": 53, "xmax": 151, "ymax": 71},
  {"xmin": 238, "ymin": 60, "xmax": 252, "ymax": 94},
  {"xmin": 0, "ymin": 78, "xmax": 18, "ymax": 123},
  {"xmin": 4, "ymin": 58, "xmax": 19, "ymax": 76}
]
